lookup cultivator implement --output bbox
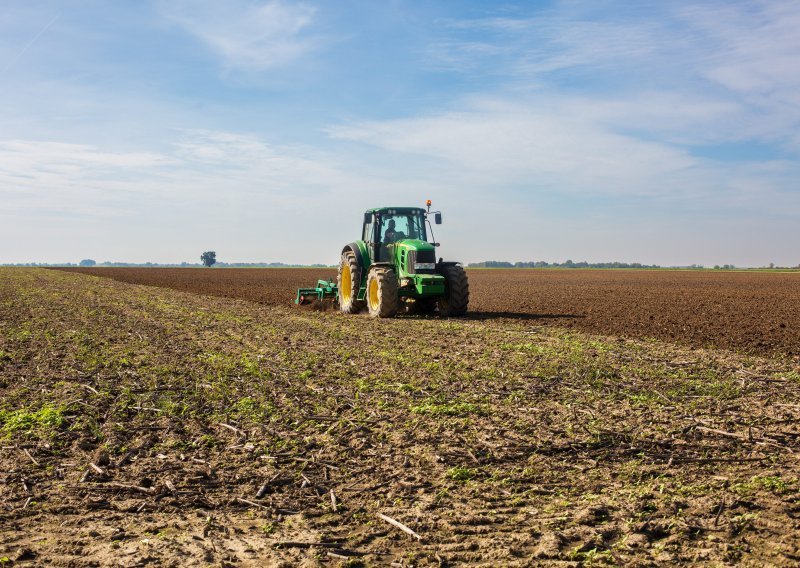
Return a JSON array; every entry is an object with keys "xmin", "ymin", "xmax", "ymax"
[{"xmin": 295, "ymin": 279, "xmax": 338, "ymax": 306}]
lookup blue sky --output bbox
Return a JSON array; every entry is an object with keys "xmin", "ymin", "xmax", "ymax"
[{"xmin": 1, "ymin": 0, "xmax": 798, "ymax": 266}]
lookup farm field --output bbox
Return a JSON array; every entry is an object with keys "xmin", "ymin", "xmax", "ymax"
[
  {"xmin": 56, "ymin": 266, "xmax": 800, "ymax": 357},
  {"xmin": 2, "ymin": 267, "xmax": 800, "ymax": 566}
]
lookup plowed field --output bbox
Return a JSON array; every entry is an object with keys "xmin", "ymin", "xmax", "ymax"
[
  {"xmin": 55, "ymin": 267, "xmax": 800, "ymax": 357},
  {"xmin": 2, "ymin": 268, "xmax": 800, "ymax": 566}
]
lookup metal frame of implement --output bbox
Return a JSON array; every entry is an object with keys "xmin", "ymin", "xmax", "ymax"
[{"xmin": 295, "ymin": 279, "xmax": 338, "ymax": 305}]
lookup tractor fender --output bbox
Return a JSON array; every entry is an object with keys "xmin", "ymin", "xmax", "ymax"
[{"xmin": 342, "ymin": 241, "xmax": 370, "ymax": 271}]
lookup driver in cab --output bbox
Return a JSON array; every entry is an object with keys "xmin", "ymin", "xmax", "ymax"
[{"xmin": 384, "ymin": 219, "xmax": 405, "ymax": 244}]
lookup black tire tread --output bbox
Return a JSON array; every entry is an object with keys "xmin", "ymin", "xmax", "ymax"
[
  {"xmin": 338, "ymin": 251, "xmax": 365, "ymax": 314},
  {"xmin": 438, "ymin": 265, "xmax": 469, "ymax": 317},
  {"xmin": 367, "ymin": 267, "xmax": 399, "ymax": 318}
]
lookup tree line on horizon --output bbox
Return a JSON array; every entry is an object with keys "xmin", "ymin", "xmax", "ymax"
[
  {"xmin": 467, "ymin": 260, "xmax": 664, "ymax": 269},
  {"xmin": 467, "ymin": 260, "xmax": 800, "ymax": 269},
  {"xmin": 3, "ymin": 259, "xmax": 798, "ymax": 270},
  {"xmin": 0, "ymin": 260, "xmax": 331, "ymax": 268}
]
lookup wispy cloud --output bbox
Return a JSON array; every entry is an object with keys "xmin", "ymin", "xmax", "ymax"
[
  {"xmin": 0, "ymin": 140, "xmax": 178, "ymax": 217},
  {"xmin": 156, "ymin": 0, "xmax": 318, "ymax": 69},
  {"xmin": 676, "ymin": 2, "xmax": 800, "ymax": 148},
  {"xmin": 426, "ymin": 11, "xmax": 663, "ymax": 76},
  {"xmin": 0, "ymin": 130, "xmax": 425, "ymax": 222},
  {"xmin": 426, "ymin": 2, "xmax": 800, "ymax": 153},
  {"xmin": 328, "ymin": 98, "xmax": 694, "ymax": 194},
  {"xmin": 0, "ymin": 130, "xmax": 446, "ymax": 262},
  {"xmin": 327, "ymin": 93, "xmax": 800, "ymax": 220}
]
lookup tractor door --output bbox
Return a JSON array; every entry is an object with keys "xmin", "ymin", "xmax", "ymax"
[
  {"xmin": 374, "ymin": 214, "xmax": 391, "ymax": 261},
  {"xmin": 362, "ymin": 212, "xmax": 378, "ymax": 262}
]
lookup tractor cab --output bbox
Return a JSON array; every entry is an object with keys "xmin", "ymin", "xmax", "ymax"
[{"xmin": 362, "ymin": 207, "xmax": 435, "ymax": 262}]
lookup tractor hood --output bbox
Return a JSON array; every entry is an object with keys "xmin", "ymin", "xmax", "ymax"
[
  {"xmin": 392, "ymin": 239, "xmax": 435, "ymax": 253},
  {"xmin": 390, "ymin": 239, "xmax": 438, "ymax": 274}
]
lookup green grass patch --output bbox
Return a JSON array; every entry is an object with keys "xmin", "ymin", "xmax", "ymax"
[
  {"xmin": 0, "ymin": 404, "xmax": 65, "ymax": 438},
  {"xmin": 447, "ymin": 466, "xmax": 478, "ymax": 482},
  {"xmin": 733, "ymin": 475, "xmax": 794, "ymax": 496},
  {"xmin": 410, "ymin": 399, "xmax": 482, "ymax": 416}
]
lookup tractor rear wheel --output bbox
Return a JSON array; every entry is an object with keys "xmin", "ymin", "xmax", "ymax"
[
  {"xmin": 437, "ymin": 265, "xmax": 469, "ymax": 317},
  {"xmin": 366, "ymin": 267, "xmax": 399, "ymax": 318},
  {"xmin": 338, "ymin": 251, "xmax": 365, "ymax": 314}
]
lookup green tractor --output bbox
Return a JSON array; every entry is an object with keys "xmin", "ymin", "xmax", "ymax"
[{"xmin": 337, "ymin": 201, "xmax": 469, "ymax": 318}]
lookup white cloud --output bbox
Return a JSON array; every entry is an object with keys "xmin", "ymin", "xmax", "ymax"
[
  {"xmin": 0, "ymin": 140, "xmax": 178, "ymax": 217},
  {"xmin": 326, "ymin": 93, "xmax": 800, "ymax": 224},
  {"xmin": 0, "ymin": 133, "xmax": 339, "ymax": 215},
  {"xmin": 328, "ymin": 99, "xmax": 695, "ymax": 195},
  {"xmin": 427, "ymin": 2, "xmax": 800, "ymax": 153},
  {"xmin": 427, "ymin": 11, "xmax": 664, "ymax": 76},
  {"xmin": 679, "ymin": 2, "xmax": 800, "ymax": 95},
  {"xmin": 157, "ymin": 0, "xmax": 318, "ymax": 69},
  {"xmin": 0, "ymin": 130, "xmax": 428, "ymax": 231},
  {"xmin": 676, "ymin": 2, "xmax": 800, "ymax": 147}
]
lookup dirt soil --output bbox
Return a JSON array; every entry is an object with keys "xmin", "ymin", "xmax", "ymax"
[
  {"xmin": 55, "ymin": 267, "xmax": 800, "ymax": 357},
  {"xmin": 2, "ymin": 268, "xmax": 800, "ymax": 566}
]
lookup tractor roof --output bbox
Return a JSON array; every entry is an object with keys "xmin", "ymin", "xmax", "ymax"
[{"xmin": 365, "ymin": 207, "xmax": 426, "ymax": 214}]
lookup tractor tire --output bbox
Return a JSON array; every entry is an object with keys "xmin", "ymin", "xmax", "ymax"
[
  {"xmin": 338, "ymin": 251, "xmax": 365, "ymax": 314},
  {"xmin": 366, "ymin": 267, "xmax": 399, "ymax": 318},
  {"xmin": 437, "ymin": 265, "xmax": 469, "ymax": 317}
]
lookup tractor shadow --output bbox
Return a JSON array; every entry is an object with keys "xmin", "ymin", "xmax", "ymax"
[{"xmin": 463, "ymin": 311, "xmax": 585, "ymax": 322}]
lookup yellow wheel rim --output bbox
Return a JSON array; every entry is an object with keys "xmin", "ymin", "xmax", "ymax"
[
  {"xmin": 368, "ymin": 277, "xmax": 379, "ymax": 311},
  {"xmin": 341, "ymin": 263, "xmax": 352, "ymax": 302}
]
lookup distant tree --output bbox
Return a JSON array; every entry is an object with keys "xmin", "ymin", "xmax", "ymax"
[
  {"xmin": 200, "ymin": 251, "xmax": 217, "ymax": 267},
  {"xmin": 79, "ymin": 259, "xmax": 96, "ymax": 267}
]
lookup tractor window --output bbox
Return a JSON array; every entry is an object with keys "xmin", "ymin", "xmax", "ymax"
[
  {"xmin": 378, "ymin": 213, "xmax": 427, "ymax": 245},
  {"xmin": 362, "ymin": 217, "xmax": 373, "ymax": 242},
  {"xmin": 406, "ymin": 215, "xmax": 427, "ymax": 241}
]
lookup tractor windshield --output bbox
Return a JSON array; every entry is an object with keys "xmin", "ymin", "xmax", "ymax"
[{"xmin": 378, "ymin": 212, "xmax": 427, "ymax": 245}]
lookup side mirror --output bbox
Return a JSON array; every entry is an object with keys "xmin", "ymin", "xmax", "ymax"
[
  {"xmin": 435, "ymin": 212, "xmax": 442, "ymax": 224},
  {"xmin": 364, "ymin": 212, "xmax": 373, "ymax": 224}
]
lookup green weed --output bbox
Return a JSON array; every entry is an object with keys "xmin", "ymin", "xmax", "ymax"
[
  {"xmin": 733, "ymin": 475, "xmax": 793, "ymax": 496},
  {"xmin": 410, "ymin": 400, "xmax": 481, "ymax": 416},
  {"xmin": 0, "ymin": 404, "xmax": 65, "ymax": 438},
  {"xmin": 447, "ymin": 466, "xmax": 478, "ymax": 482},
  {"xmin": 569, "ymin": 547, "xmax": 615, "ymax": 565},
  {"xmin": 260, "ymin": 522, "xmax": 276, "ymax": 534}
]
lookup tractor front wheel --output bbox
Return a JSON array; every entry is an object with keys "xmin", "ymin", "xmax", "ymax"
[
  {"xmin": 338, "ymin": 251, "xmax": 365, "ymax": 314},
  {"xmin": 366, "ymin": 267, "xmax": 399, "ymax": 318},
  {"xmin": 437, "ymin": 265, "xmax": 469, "ymax": 317}
]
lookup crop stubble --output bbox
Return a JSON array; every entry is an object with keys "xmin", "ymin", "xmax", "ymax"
[
  {"xmin": 1, "ymin": 268, "xmax": 799, "ymax": 566},
  {"xmin": 57, "ymin": 267, "xmax": 800, "ymax": 357}
]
